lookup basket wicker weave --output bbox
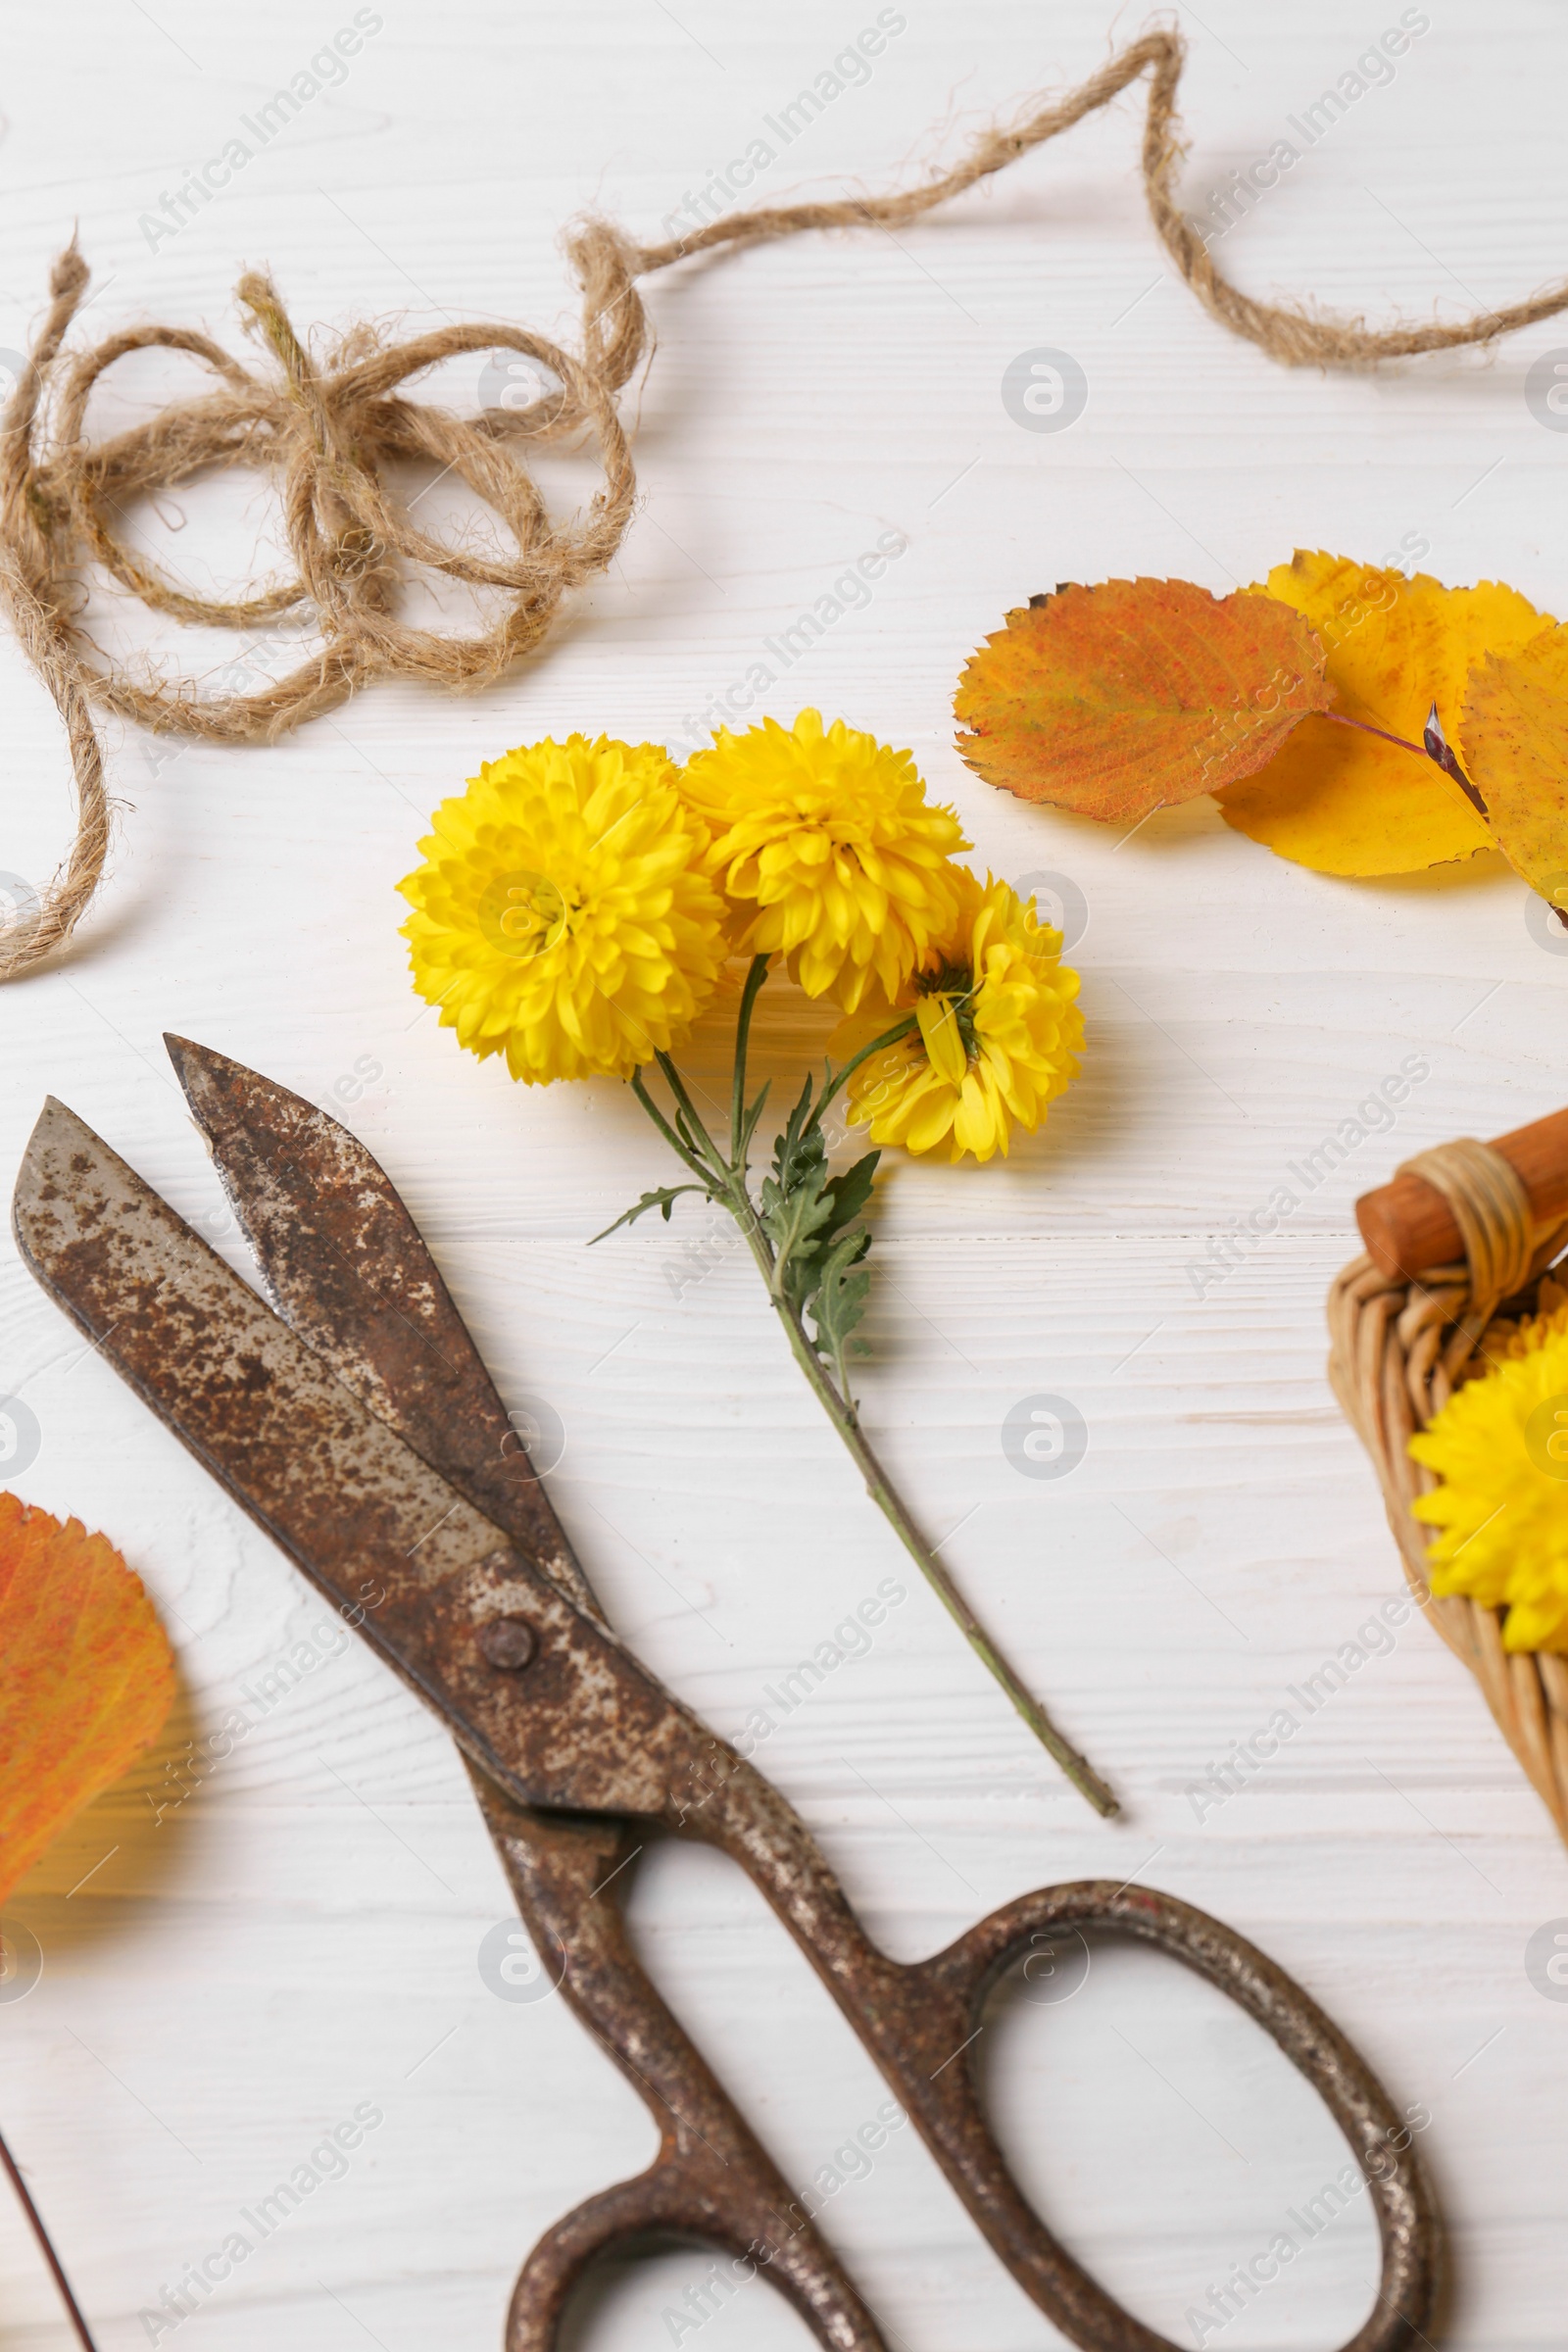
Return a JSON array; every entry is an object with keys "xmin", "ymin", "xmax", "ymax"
[{"xmin": 1327, "ymin": 1137, "xmax": 1568, "ymax": 1844}]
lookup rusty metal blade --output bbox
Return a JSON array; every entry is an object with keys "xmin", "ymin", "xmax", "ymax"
[
  {"xmin": 11, "ymin": 1098, "xmax": 702, "ymax": 1823},
  {"xmin": 163, "ymin": 1034, "xmax": 597, "ymax": 1619},
  {"xmin": 152, "ymin": 1052, "xmax": 897, "ymax": 2344}
]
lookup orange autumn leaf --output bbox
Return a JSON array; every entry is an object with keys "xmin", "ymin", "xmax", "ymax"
[
  {"xmin": 954, "ymin": 578, "xmax": 1333, "ymax": 823},
  {"xmin": 1461, "ymin": 626, "xmax": 1568, "ymax": 906},
  {"xmin": 1218, "ymin": 552, "xmax": 1554, "ymax": 874},
  {"xmin": 0, "ymin": 1493, "xmax": 175, "ymax": 1903}
]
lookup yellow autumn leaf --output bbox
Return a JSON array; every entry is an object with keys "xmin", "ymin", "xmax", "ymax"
[
  {"xmin": 1461, "ymin": 625, "xmax": 1568, "ymax": 906},
  {"xmin": 1217, "ymin": 552, "xmax": 1554, "ymax": 875}
]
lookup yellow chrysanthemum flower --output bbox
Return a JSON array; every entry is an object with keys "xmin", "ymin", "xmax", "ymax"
[
  {"xmin": 398, "ymin": 735, "xmax": 727, "ymax": 1084},
  {"xmin": 830, "ymin": 870, "xmax": 1083, "ymax": 1163},
  {"xmin": 1410, "ymin": 1301, "xmax": 1568, "ymax": 1651},
  {"xmin": 679, "ymin": 709, "xmax": 970, "ymax": 1011}
]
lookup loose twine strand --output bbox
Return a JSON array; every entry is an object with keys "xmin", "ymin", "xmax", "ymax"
[{"xmin": 6, "ymin": 25, "xmax": 1568, "ymax": 983}]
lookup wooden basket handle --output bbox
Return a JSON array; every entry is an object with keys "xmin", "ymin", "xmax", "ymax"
[{"xmin": 1356, "ymin": 1105, "xmax": 1568, "ymax": 1280}]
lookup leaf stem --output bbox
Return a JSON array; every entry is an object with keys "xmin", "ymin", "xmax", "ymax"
[
  {"xmin": 1323, "ymin": 705, "xmax": 1489, "ymax": 817},
  {"xmin": 0, "ymin": 2125, "xmax": 98, "ymax": 2352},
  {"xmin": 730, "ymin": 954, "xmax": 771, "ymax": 1163},
  {"xmin": 1323, "ymin": 710, "xmax": 1429, "ymax": 759}
]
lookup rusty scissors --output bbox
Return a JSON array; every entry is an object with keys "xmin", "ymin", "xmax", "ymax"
[{"xmin": 14, "ymin": 1040, "xmax": 1443, "ymax": 2352}]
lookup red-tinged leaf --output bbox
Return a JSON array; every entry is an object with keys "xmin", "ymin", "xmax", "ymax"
[
  {"xmin": 955, "ymin": 578, "xmax": 1332, "ymax": 822},
  {"xmin": 0, "ymin": 1494, "xmax": 175, "ymax": 1902}
]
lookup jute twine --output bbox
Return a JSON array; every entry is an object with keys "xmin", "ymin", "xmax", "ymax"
[
  {"xmin": 1328, "ymin": 1141, "xmax": 1568, "ymax": 1842},
  {"xmin": 8, "ymin": 25, "xmax": 1568, "ymax": 981}
]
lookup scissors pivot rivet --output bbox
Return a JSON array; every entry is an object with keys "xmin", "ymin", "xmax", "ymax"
[{"xmin": 477, "ymin": 1614, "xmax": 537, "ymax": 1671}]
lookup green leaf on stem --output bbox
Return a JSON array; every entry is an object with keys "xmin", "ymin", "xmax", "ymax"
[
  {"xmin": 768, "ymin": 1076, "xmax": 821, "ymax": 1196},
  {"xmin": 671, "ymin": 1107, "xmax": 708, "ymax": 1162},
  {"xmin": 736, "ymin": 1079, "xmax": 772, "ymax": 1167},
  {"xmin": 760, "ymin": 1081, "xmax": 881, "ymax": 1376},
  {"xmin": 809, "ymin": 1223, "xmax": 873, "ymax": 1383},
  {"xmin": 806, "ymin": 1152, "xmax": 879, "ymax": 1367},
  {"xmin": 590, "ymin": 1184, "xmax": 710, "ymax": 1244},
  {"xmin": 760, "ymin": 1156, "xmax": 838, "ymax": 1297},
  {"xmin": 819, "ymin": 1149, "xmax": 878, "ymax": 1234}
]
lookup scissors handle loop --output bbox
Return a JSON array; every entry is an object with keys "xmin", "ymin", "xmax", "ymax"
[
  {"xmin": 476, "ymin": 1775, "xmax": 889, "ymax": 2352},
  {"xmin": 697, "ymin": 1767, "xmax": 1442, "ymax": 2352},
  {"xmin": 893, "ymin": 1878, "xmax": 1442, "ymax": 2352}
]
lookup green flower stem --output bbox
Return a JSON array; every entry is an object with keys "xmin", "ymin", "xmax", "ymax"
[
  {"xmin": 726, "ymin": 1193, "xmax": 1119, "ymax": 1819},
  {"xmin": 806, "ymin": 1011, "xmax": 920, "ymax": 1139},
  {"xmin": 654, "ymin": 1049, "xmax": 724, "ymax": 1165},
  {"xmin": 625, "ymin": 992, "xmax": 1119, "ymax": 1820},
  {"xmin": 730, "ymin": 954, "xmax": 772, "ymax": 1158},
  {"xmin": 629, "ymin": 1069, "xmax": 714, "ymax": 1187}
]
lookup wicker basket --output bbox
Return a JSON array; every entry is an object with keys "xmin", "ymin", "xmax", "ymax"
[{"xmin": 1327, "ymin": 1139, "xmax": 1568, "ymax": 1845}]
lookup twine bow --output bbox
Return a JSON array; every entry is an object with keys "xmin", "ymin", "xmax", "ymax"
[{"xmin": 7, "ymin": 27, "xmax": 1568, "ymax": 980}]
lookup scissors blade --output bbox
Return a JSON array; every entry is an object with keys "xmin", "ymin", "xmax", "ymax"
[
  {"xmin": 151, "ymin": 1053, "xmax": 895, "ymax": 2332},
  {"xmin": 163, "ymin": 1034, "xmax": 597, "ymax": 1619},
  {"xmin": 12, "ymin": 1098, "xmax": 702, "ymax": 1823}
]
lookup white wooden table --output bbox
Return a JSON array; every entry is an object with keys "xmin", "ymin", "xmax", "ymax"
[{"xmin": 3, "ymin": 3, "xmax": 1566, "ymax": 2345}]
